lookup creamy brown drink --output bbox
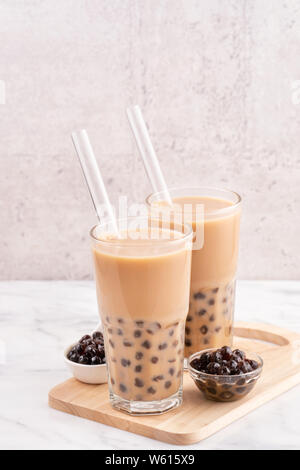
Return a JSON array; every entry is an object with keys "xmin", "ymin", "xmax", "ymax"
[
  {"xmin": 91, "ymin": 219, "xmax": 192, "ymax": 414},
  {"xmin": 147, "ymin": 188, "xmax": 241, "ymax": 357}
]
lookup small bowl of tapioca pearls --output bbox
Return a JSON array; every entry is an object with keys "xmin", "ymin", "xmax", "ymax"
[
  {"xmin": 187, "ymin": 346, "xmax": 263, "ymax": 402},
  {"xmin": 64, "ymin": 330, "xmax": 108, "ymax": 384}
]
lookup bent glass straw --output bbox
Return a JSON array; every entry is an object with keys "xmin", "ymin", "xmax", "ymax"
[{"xmin": 71, "ymin": 129, "xmax": 119, "ymax": 236}]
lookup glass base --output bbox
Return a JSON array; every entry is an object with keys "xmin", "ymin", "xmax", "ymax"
[{"xmin": 110, "ymin": 389, "xmax": 183, "ymax": 416}]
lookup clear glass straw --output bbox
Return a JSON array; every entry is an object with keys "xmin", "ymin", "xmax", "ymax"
[
  {"xmin": 71, "ymin": 129, "xmax": 119, "ymax": 236},
  {"xmin": 126, "ymin": 105, "xmax": 173, "ymax": 206}
]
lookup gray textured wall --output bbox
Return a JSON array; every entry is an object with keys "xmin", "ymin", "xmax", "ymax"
[{"xmin": 1, "ymin": 0, "xmax": 300, "ymax": 280}]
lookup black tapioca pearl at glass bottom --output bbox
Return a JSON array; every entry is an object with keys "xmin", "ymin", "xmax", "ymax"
[
  {"xmin": 208, "ymin": 298, "xmax": 215, "ymax": 306},
  {"xmin": 200, "ymin": 325, "xmax": 208, "ymax": 335},
  {"xmin": 109, "ymin": 339, "xmax": 114, "ymax": 348},
  {"xmin": 194, "ymin": 292, "xmax": 206, "ymax": 300},
  {"xmin": 119, "ymin": 383, "xmax": 127, "ymax": 393},
  {"xmin": 141, "ymin": 340, "xmax": 151, "ymax": 349},
  {"xmin": 169, "ymin": 368, "xmax": 175, "ymax": 376},
  {"xmin": 212, "ymin": 287, "xmax": 219, "ymax": 293},
  {"xmin": 135, "ymin": 378, "xmax": 144, "ymax": 388},
  {"xmin": 153, "ymin": 375, "xmax": 164, "ymax": 382},
  {"xmin": 185, "ymin": 338, "xmax": 192, "ymax": 347},
  {"xmin": 185, "ymin": 326, "xmax": 190, "ymax": 335},
  {"xmin": 209, "ymin": 314, "xmax": 216, "ymax": 322},
  {"xmin": 236, "ymin": 387, "xmax": 246, "ymax": 394},
  {"xmin": 198, "ymin": 309, "xmax": 207, "ymax": 316},
  {"xmin": 206, "ymin": 379, "xmax": 217, "ymax": 388},
  {"xmin": 121, "ymin": 358, "xmax": 131, "ymax": 367},
  {"xmin": 117, "ymin": 328, "xmax": 123, "ymax": 335},
  {"xmin": 207, "ymin": 387, "xmax": 217, "ymax": 395},
  {"xmin": 220, "ymin": 391, "xmax": 234, "ymax": 400},
  {"xmin": 158, "ymin": 342, "xmax": 168, "ymax": 350},
  {"xmin": 135, "ymin": 351, "xmax": 143, "ymax": 360},
  {"xmin": 165, "ymin": 381, "xmax": 172, "ymax": 389},
  {"xmin": 172, "ymin": 340, "xmax": 179, "ymax": 347},
  {"xmin": 186, "ymin": 316, "xmax": 192, "ymax": 322},
  {"xmin": 168, "ymin": 358, "xmax": 176, "ymax": 363},
  {"xmin": 123, "ymin": 341, "xmax": 133, "ymax": 347},
  {"xmin": 147, "ymin": 386, "xmax": 156, "ymax": 395},
  {"xmin": 135, "ymin": 365, "xmax": 142, "ymax": 373},
  {"xmin": 134, "ymin": 330, "xmax": 142, "ymax": 338},
  {"xmin": 151, "ymin": 356, "xmax": 159, "ymax": 364},
  {"xmin": 135, "ymin": 321, "xmax": 144, "ymax": 327}
]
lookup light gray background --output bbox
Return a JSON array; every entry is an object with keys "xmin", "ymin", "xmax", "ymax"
[{"xmin": 0, "ymin": 0, "xmax": 299, "ymax": 280}]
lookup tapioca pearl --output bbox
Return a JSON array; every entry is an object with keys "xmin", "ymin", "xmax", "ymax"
[
  {"xmin": 111, "ymin": 357, "xmax": 117, "ymax": 363},
  {"xmin": 212, "ymin": 287, "xmax": 219, "ymax": 293},
  {"xmin": 172, "ymin": 340, "xmax": 179, "ymax": 347},
  {"xmin": 236, "ymin": 378, "xmax": 246, "ymax": 386},
  {"xmin": 222, "ymin": 384, "xmax": 232, "ymax": 390},
  {"xmin": 135, "ymin": 320, "xmax": 144, "ymax": 327},
  {"xmin": 185, "ymin": 326, "xmax": 190, "ymax": 335},
  {"xmin": 220, "ymin": 391, "xmax": 234, "ymax": 400},
  {"xmin": 165, "ymin": 381, "xmax": 172, "ymax": 389},
  {"xmin": 151, "ymin": 356, "xmax": 159, "ymax": 364},
  {"xmin": 111, "ymin": 377, "xmax": 115, "ymax": 385},
  {"xmin": 123, "ymin": 340, "xmax": 133, "ymax": 347},
  {"xmin": 158, "ymin": 342, "xmax": 168, "ymax": 350},
  {"xmin": 236, "ymin": 387, "xmax": 246, "ymax": 394},
  {"xmin": 203, "ymin": 338, "xmax": 209, "ymax": 345},
  {"xmin": 185, "ymin": 338, "xmax": 192, "ymax": 347},
  {"xmin": 186, "ymin": 316, "xmax": 193, "ymax": 322},
  {"xmin": 135, "ymin": 351, "xmax": 143, "ymax": 360},
  {"xmin": 109, "ymin": 339, "xmax": 115, "ymax": 348},
  {"xmin": 194, "ymin": 292, "xmax": 206, "ymax": 300},
  {"xmin": 107, "ymin": 327, "xmax": 113, "ymax": 334},
  {"xmin": 133, "ymin": 330, "xmax": 142, "ymax": 338},
  {"xmin": 200, "ymin": 325, "xmax": 208, "ymax": 335},
  {"xmin": 105, "ymin": 316, "xmax": 110, "ymax": 323},
  {"xmin": 208, "ymin": 298, "xmax": 215, "ymax": 306},
  {"xmin": 117, "ymin": 328, "xmax": 123, "ymax": 336},
  {"xmin": 169, "ymin": 368, "xmax": 175, "ymax": 376},
  {"xmin": 134, "ymin": 378, "xmax": 144, "ymax": 388},
  {"xmin": 135, "ymin": 365, "xmax": 142, "ymax": 373},
  {"xmin": 152, "ymin": 375, "xmax": 164, "ymax": 382},
  {"xmin": 147, "ymin": 386, "xmax": 156, "ymax": 395},
  {"xmin": 215, "ymin": 326, "xmax": 222, "ymax": 333},
  {"xmin": 168, "ymin": 358, "xmax": 176, "ymax": 363},
  {"xmin": 206, "ymin": 387, "xmax": 217, "ymax": 395},
  {"xmin": 121, "ymin": 358, "xmax": 131, "ymax": 367},
  {"xmin": 141, "ymin": 340, "xmax": 151, "ymax": 349},
  {"xmin": 117, "ymin": 318, "xmax": 124, "ymax": 324},
  {"xmin": 209, "ymin": 314, "xmax": 216, "ymax": 322},
  {"xmin": 169, "ymin": 329, "xmax": 174, "ymax": 337},
  {"xmin": 119, "ymin": 383, "xmax": 127, "ymax": 393},
  {"xmin": 222, "ymin": 297, "xmax": 227, "ymax": 303},
  {"xmin": 197, "ymin": 309, "xmax": 207, "ymax": 316}
]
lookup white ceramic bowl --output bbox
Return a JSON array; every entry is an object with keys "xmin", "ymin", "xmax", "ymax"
[{"xmin": 64, "ymin": 326, "xmax": 108, "ymax": 384}]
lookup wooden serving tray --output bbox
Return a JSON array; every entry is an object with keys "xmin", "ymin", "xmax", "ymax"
[{"xmin": 49, "ymin": 322, "xmax": 300, "ymax": 445}]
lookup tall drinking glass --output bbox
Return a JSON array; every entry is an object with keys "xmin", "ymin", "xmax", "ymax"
[
  {"xmin": 90, "ymin": 217, "xmax": 193, "ymax": 415},
  {"xmin": 146, "ymin": 187, "xmax": 241, "ymax": 358}
]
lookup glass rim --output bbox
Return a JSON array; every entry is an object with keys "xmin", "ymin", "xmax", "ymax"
[
  {"xmin": 145, "ymin": 186, "xmax": 242, "ymax": 217},
  {"xmin": 90, "ymin": 215, "xmax": 194, "ymax": 248}
]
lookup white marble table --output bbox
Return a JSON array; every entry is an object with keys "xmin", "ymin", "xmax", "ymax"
[{"xmin": 0, "ymin": 280, "xmax": 299, "ymax": 450}]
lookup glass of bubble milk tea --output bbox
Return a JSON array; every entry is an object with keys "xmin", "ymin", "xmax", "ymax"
[
  {"xmin": 146, "ymin": 187, "xmax": 241, "ymax": 358},
  {"xmin": 90, "ymin": 216, "xmax": 193, "ymax": 415}
]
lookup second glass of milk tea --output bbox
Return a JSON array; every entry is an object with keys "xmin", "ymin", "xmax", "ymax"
[{"xmin": 146, "ymin": 187, "xmax": 241, "ymax": 357}]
